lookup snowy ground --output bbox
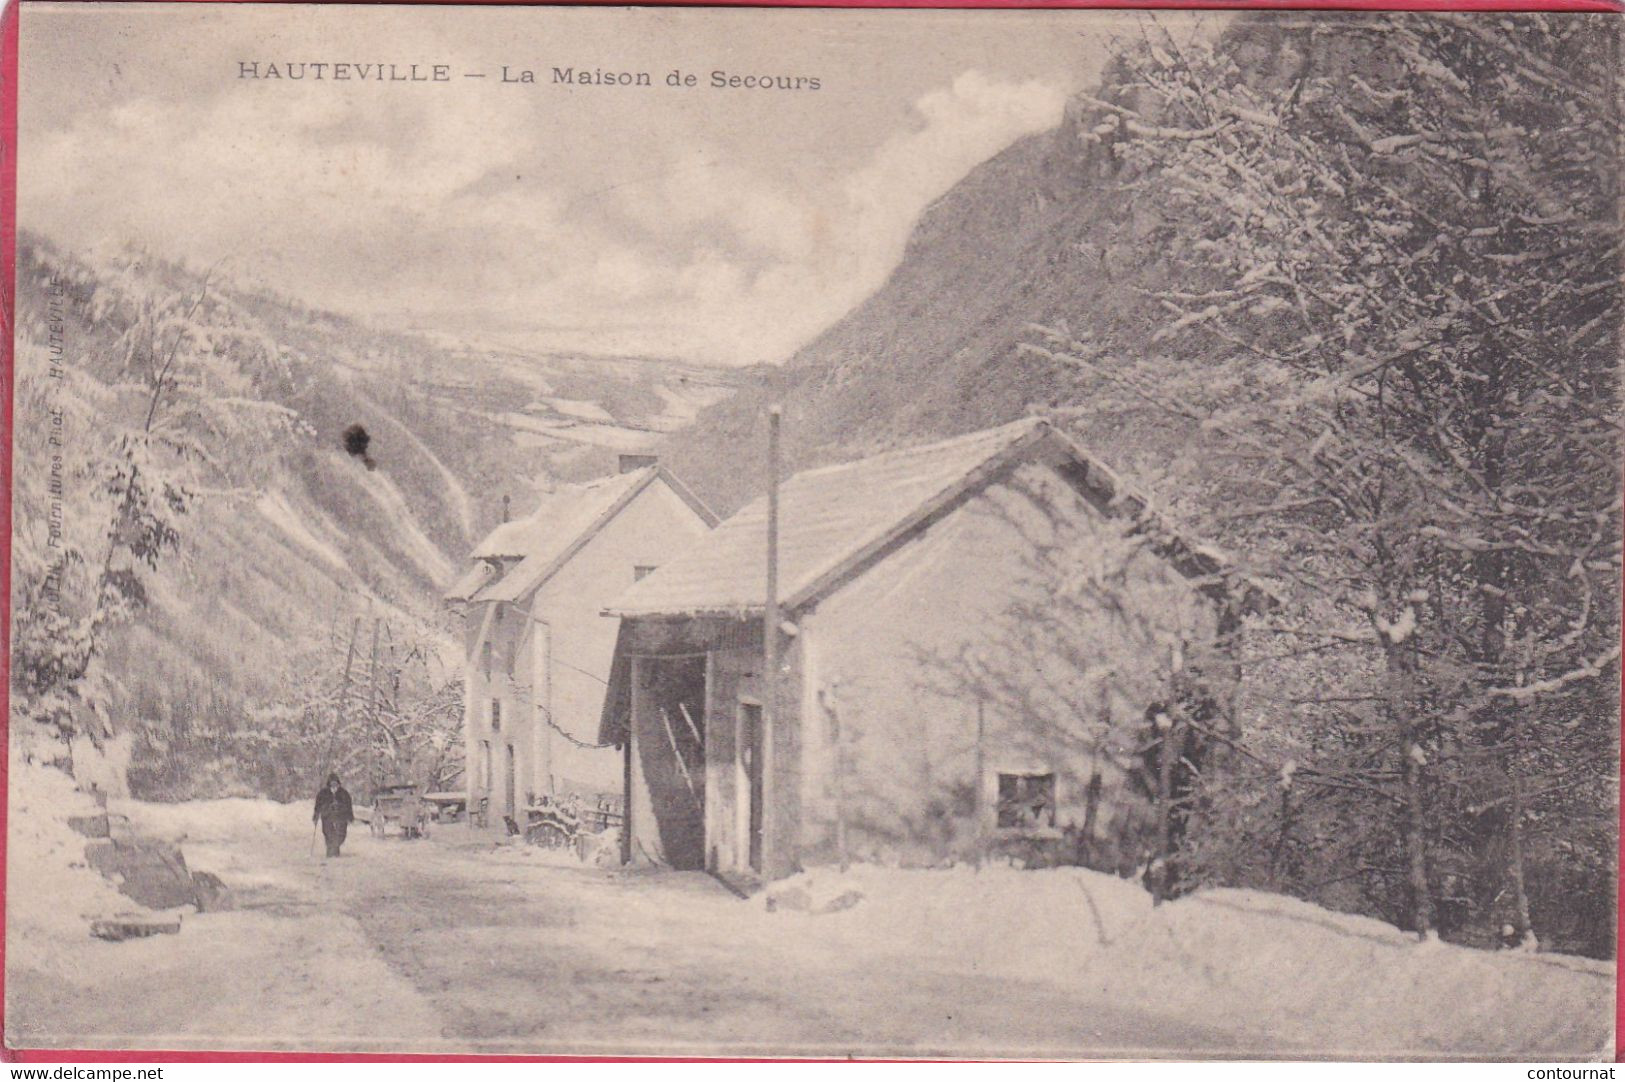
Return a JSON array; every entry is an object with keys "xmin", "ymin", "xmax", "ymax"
[{"xmin": 6, "ymin": 767, "xmax": 1615, "ymax": 1058}]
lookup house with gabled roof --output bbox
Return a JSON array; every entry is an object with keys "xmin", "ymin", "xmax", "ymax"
[
  {"xmin": 444, "ymin": 456, "xmax": 716, "ymax": 826},
  {"xmin": 597, "ymin": 418, "xmax": 1267, "ymax": 883}
]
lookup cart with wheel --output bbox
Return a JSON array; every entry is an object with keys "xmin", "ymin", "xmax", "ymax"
[{"xmin": 369, "ymin": 783, "xmax": 431, "ymax": 839}]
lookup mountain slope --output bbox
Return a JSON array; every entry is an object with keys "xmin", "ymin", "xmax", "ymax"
[
  {"xmin": 10, "ymin": 233, "xmax": 739, "ymax": 798},
  {"xmin": 660, "ymin": 101, "xmax": 1151, "ymax": 513},
  {"xmin": 659, "ymin": 30, "xmax": 1321, "ymax": 514}
]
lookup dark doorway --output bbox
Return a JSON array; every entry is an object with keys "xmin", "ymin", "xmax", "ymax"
[
  {"xmin": 740, "ymin": 702, "xmax": 764, "ymax": 874},
  {"xmin": 636, "ymin": 654, "xmax": 708, "ymax": 869},
  {"xmin": 504, "ymin": 743, "xmax": 517, "ymax": 818}
]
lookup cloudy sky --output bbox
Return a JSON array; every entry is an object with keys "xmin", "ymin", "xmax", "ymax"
[{"xmin": 21, "ymin": 4, "xmax": 1198, "ymax": 366}]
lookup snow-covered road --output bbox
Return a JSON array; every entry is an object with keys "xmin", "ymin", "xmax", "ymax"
[
  {"xmin": 8, "ymin": 800, "xmax": 1246, "ymax": 1057},
  {"xmin": 175, "ymin": 829, "xmax": 1249, "ymax": 1057},
  {"xmin": 329, "ymin": 831, "xmax": 1261, "ymax": 1052},
  {"xmin": 8, "ymin": 782, "xmax": 1612, "ymax": 1058}
]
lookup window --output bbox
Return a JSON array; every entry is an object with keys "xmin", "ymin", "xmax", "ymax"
[
  {"xmin": 482, "ymin": 640, "xmax": 493, "ymax": 679},
  {"xmin": 634, "ymin": 565, "xmax": 657, "ymax": 582},
  {"xmin": 996, "ymin": 773, "xmax": 1056, "ymax": 830},
  {"xmin": 480, "ymin": 740, "xmax": 493, "ymax": 791},
  {"xmin": 491, "ymin": 698, "xmax": 502, "ymax": 732}
]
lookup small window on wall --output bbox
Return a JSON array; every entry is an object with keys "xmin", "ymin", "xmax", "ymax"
[
  {"xmin": 482, "ymin": 641, "xmax": 493, "ymax": 678},
  {"xmin": 491, "ymin": 699, "xmax": 502, "ymax": 732},
  {"xmin": 996, "ymin": 773, "xmax": 1056, "ymax": 830},
  {"xmin": 634, "ymin": 565, "xmax": 657, "ymax": 582}
]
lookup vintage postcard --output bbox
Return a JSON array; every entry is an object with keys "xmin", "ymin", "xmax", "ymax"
[{"xmin": 5, "ymin": 1, "xmax": 1621, "ymax": 1060}]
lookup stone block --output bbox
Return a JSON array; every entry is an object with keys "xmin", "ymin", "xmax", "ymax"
[
  {"xmin": 90, "ymin": 917, "xmax": 181, "ymax": 941},
  {"xmin": 67, "ymin": 814, "xmax": 110, "ymax": 839},
  {"xmin": 84, "ymin": 836, "xmax": 196, "ymax": 909},
  {"xmin": 190, "ymin": 870, "xmax": 233, "ymax": 912}
]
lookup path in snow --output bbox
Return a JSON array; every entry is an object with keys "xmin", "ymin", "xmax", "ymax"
[
  {"xmin": 11, "ymin": 812, "xmax": 1247, "ymax": 1057},
  {"xmin": 273, "ymin": 834, "xmax": 1252, "ymax": 1057},
  {"xmin": 16, "ymin": 799, "xmax": 1609, "ymax": 1059}
]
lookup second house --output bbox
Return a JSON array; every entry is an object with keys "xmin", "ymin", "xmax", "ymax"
[{"xmin": 445, "ymin": 456, "xmax": 717, "ymax": 827}]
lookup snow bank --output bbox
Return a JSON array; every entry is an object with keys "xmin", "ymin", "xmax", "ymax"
[
  {"xmin": 117, "ymin": 795, "xmax": 310, "ymax": 846},
  {"xmin": 759, "ymin": 865, "xmax": 1613, "ymax": 1058},
  {"xmin": 115, "ymin": 796, "xmax": 314, "ymax": 891},
  {"xmin": 5, "ymin": 755, "xmax": 162, "ymax": 977},
  {"xmin": 16, "ymin": 908, "xmax": 446, "ymax": 1051},
  {"xmin": 754, "ymin": 864, "xmax": 1152, "ymax": 985},
  {"xmin": 1100, "ymin": 888, "xmax": 1614, "ymax": 1058},
  {"xmin": 9, "ymin": 772, "xmax": 443, "ymax": 1051}
]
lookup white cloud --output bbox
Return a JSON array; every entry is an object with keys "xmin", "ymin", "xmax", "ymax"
[
  {"xmin": 842, "ymin": 70, "xmax": 1068, "ymax": 282},
  {"xmin": 23, "ymin": 63, "xmax": 1067, "ymax": 367},
  {"xmin": 647, "ymin": 69, "xmax": 1069, "ymax": 364}
]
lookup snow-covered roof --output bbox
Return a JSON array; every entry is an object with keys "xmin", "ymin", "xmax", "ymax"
[
  {"xmin": 605, "ymin": 418, "xmax": 1273, "ymax": 620},
  {"xmin": 473, "ymin": 516, "xmax": 545, "ymax": 560},
  {"xmin": 443, "ymin": 561, "xmax": 498, "ymax": 603},
  {"xmin": 602, "ymin": 420, "xmax": 1087, "ymax": 617},
  {"xmin": 443, "ymin": 467, "xmax": 716, "ymax": 606}
]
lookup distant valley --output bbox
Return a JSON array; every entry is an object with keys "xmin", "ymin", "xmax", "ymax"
[{"xmin": 10, "ymin": 231, "xmax": 747, "ymax": 798}]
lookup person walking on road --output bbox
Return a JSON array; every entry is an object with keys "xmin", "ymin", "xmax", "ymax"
[{"xmin": 313, "ymin": 773, "xmax": 355, "ymax": 858}]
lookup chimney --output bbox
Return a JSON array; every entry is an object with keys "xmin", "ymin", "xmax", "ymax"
[
  {"xmin": 500, "ymin": 495, "xmax": 510, "ymax": 523},
  {"xmin": 618, "ymin": 454, "xmax": 658, "ymax": 474}
]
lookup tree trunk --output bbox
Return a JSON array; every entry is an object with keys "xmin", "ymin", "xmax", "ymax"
[
  {"xmin": 1505, "ymin": 773, "xmax": 1538, "ymax": 951},
  {"xmin": 1504, "ymin": 694, "xmax": 1539, "ymax": 950},
  {"xmin": 1385, "ymin": 636, "xmax": 1434, "ymax": 940},
  {"xmin": 1080, "ymin": 770, "xmax": 1102, "ymax": 868},
  {"xmin": 1401, "ymin": 728, "xmax": 1434, "ymax": 940},
  {"xmin": 1269, "ymin": 785, "xmax": 1294, "ymax": 890},
  {"xmin": 1152, "ymin": 710, "xmax": 1178, "ymax": 906},
  {"xmin": 1475, "ymin": 436, "xmax": 1538, "ymax": 950}
]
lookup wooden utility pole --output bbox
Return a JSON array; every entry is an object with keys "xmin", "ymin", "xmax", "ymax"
[
  {"xmin": 762, "ymin": 405, "xmax": 782, "ymax": 879},
  {"xmin": 367, "ymin": 617, "xmax": 383, "ymax": 795},
  {"xmin": 320, "ymin": 616, "xmax": 363, "ymax": 781}
]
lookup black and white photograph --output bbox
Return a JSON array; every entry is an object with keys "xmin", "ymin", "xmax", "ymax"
[{"xmin": 5, "ymin": 2, "xmax": 1621, "ymax": 1060}]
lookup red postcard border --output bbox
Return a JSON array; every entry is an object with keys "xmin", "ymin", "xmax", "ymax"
[{"xmin": 0, "ymin": 0, "xmax": 1619, "ymax": 1064}]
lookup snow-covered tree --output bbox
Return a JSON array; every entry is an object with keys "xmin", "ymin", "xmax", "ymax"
[
  {"xmin": 1032, "ymin": 14, "xmax": 1620, "ymax": 950},
  {"xmin": 240, "ymin": 616, "xmax": 464, "ymax": 802},
  {"xmin": 11, "ymin": 251, "xmax": 296, "ymax": 772}
]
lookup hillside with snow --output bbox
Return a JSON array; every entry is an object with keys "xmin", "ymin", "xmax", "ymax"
[
  {"xmin": 10, "ymin": 233, "xmax": 741, "ymax": 800},
  {"xmin": 657, "ymin": 23, "xmax": 1307, "ymax": 519},
  {"xmin": 659, "ymin": 115, "xmax": 1133, "ymax": 516}
]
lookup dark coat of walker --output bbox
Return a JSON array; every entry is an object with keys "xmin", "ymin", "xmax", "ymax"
[{"xmin": 314, "ymin": 774, "xmax": 354, "ymax": 858}]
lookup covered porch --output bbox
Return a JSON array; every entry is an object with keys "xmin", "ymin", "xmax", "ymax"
[{"xmin": 600, "ymin": 616, "xmax": 800, "ymax": 882}]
